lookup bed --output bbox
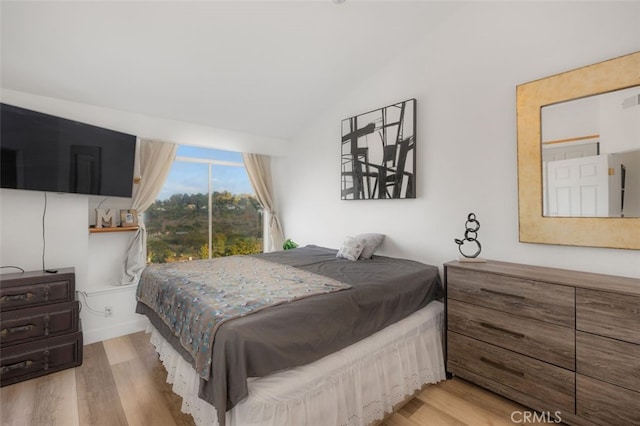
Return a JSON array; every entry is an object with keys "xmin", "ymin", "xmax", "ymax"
[{"xmin": 136, "ymin": 245, "xmax": 445, "ymax": 425}]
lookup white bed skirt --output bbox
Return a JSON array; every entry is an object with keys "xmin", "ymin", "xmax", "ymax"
[{"xmin": 147, "ymin": 300, "xmax": 446, "ymax": 426}]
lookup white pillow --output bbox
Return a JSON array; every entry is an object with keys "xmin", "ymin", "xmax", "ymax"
[
  {"xmin": 336, "ymin": 236, "xmax": 366, "ymax": 261},
  {"xmin": 357, "ymin": 233, "xmax": 385, "ymax": 259}
]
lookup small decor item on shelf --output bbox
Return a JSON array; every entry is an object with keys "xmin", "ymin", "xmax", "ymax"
[
  {"xmin": 95, "ymin": 209, "xmax": 117, "ymax": 228},
  {"xmin": 120, "ymin": 209, "xmax": 138, "ymax": 227},
  {"xmin": 454, "ymin": 212, "xmax": 486, "ymax": 262},
  {"xmin": 283, "ymin": 239, "xmax": 299, "ymax": 250}
]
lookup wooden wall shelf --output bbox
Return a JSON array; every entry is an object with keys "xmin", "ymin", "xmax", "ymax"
[{"xmin": 89, "ymin": 226, "xmax": 139, "ymax": 234}]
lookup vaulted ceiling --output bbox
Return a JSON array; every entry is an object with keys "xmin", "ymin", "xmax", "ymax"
[{"xmin": 1, "ymin": 1, "xmax": 461, "ymax": 142}]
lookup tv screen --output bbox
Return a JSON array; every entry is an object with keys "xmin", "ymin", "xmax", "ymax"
[{"xmin": 1, "ymin": 103, "xmax": 136, "ymax": 197}]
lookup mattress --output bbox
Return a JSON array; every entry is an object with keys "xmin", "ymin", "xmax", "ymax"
[
  {"xmin": 136, "ymin": 245, "xmax": 443, "ymax": 424},
  {"xmin": 148, "ymin": 300, "xmax": 446, "ymax": 426}
]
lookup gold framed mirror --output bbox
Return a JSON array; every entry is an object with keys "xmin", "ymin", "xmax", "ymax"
[{"xmin": 516, "ymin": 51, "xmax": 640, "ymax": 249}]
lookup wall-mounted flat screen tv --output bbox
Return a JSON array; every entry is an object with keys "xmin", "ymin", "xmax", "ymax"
[{"xmin": 1, "ymin": 103, "xmax": 136, "ymax": 197}]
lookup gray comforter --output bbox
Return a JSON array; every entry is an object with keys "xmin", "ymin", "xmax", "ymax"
[{"xmin": 136, "ymin": 245, "xmax": 442, "ymax": 425}]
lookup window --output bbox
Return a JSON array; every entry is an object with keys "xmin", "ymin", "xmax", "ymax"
[{"xmin": 145, "ymin": 146, "xmax": 263, "ymax": 263}]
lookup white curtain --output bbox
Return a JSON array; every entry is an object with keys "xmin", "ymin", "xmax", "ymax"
[
  {"xmin": 120, "ymin": 138, "xmax": 178, "ymax": 285},
  {"xmin": 242, "ymin": 153, "xmax": 285, "ymax": 252}
]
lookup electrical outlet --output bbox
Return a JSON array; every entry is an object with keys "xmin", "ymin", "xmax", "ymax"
[{"xmin": 105, "ymin": 306, "xmax": 113, "ymax": 317}]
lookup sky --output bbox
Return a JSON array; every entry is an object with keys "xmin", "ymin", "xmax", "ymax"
[{"xmin": 156, "ymin": 146, "xmax": 255, "ymax": 200}]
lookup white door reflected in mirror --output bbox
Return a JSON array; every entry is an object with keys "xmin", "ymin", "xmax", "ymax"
[{"xmin": 541, "ymin": 85, "xmax": 640, "ymax": 218}]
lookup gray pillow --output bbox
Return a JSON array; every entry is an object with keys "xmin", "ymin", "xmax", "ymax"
[
  {"xmin": 336, "ymin": 236, "xmax": 366, "ymax": 261},
  {"xmin": 357, "ymin": 233, "xmax": 385, "ymax": 259}
]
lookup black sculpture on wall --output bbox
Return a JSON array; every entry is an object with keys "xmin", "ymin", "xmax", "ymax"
[{"xmin": 341, "ymin": 99, "xmax": 416, "ymax": 200}]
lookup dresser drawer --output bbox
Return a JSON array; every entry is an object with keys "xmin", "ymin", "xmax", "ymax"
[
  {"xmin": 446, "ymin": 267, "xmax": 574, "ymax": 327},
  {"xmin": 448, "ymin": 299, "xmax": 575, "ymax": 370},
  {"xmin": 577, "ymin": 331, "xmax": 640, "ymax": 393},
  {"xmin": 0, "ymin": 276, "xmax": 75, "ymax": 311},
  {"xmin": 0, "ymin": 330, "xmax": 83, "ymax": 387},
  {"xmin": 0, "ymin": 301, "xmax": 80, "ymax": 347},
  {"xmin": 577, "ymin": 374, "xmax": 640, "ymax": 426},
  {"xmin": 447, "ymin": 331, "xmax": 575, "ymax": 413},
  {"xmin": 576, "ymin": 289, "xmax": 640, "ymax": 344}
]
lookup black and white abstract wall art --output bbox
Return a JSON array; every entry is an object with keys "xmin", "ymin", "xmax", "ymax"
[{"xmin": 341, "ymin": 99, "xmax": 416, "ymax": 200}]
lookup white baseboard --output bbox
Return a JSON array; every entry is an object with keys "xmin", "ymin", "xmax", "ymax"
[{"xmin": 82, "ymin": 317, "xmax": 150, "ymax": 345}]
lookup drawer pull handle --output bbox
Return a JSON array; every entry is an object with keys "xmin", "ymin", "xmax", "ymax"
[
  {"xmin": 1, "ymin": 292, "xmax": 35, "ymax": 303},
  {"xmin": 480, "ymin": 322, "xmax": 525, "ymax": 339},
  {"xmin": 43, "ymin": 350, "xmax": 50, "ymax": 371},
  {"xmin": 0, "ymin": 360, "xmax": 33, "ymax": 375},
  {"xmin": 480, "ymin": 357, "xmax": 525, "ymax": 377},
  {"xmin": 0, "ymin": 324, "xmax": 36, "ymax": 337},
  {"xmin": 480, "ymin": 288, "xmax": 525, "ymax": 300}
]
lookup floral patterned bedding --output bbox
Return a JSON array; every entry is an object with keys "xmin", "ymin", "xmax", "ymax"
[{"xmin": 136, "ymin": 255, "xmax": 351, "ymax": 379}]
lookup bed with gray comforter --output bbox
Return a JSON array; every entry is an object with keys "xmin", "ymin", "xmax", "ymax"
[{"xmin": 135, "ymin": 245, "xmax": 442, "ymax": 425}]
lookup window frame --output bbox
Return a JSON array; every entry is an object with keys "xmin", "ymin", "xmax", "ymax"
[
  {"xmin": 174, "ymin": 155, "xmax": 249, "ymax": 259},
  {"xmin": 147, "ymin": 149, "xmax": 265, "ymax": 262}
]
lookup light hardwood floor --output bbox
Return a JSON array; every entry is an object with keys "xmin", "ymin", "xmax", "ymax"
[{"xmin": 1, "ymin": 332, "xmax": 541, "ymax": 425}]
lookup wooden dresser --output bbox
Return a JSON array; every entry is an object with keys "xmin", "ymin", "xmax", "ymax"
[
  {"xmin": 444, "ymin": 260, "xmax": 639, "ymax": 426},
  {"xmin": 0, "ymin": 268, "xmax": 82, "ymax": 387}
]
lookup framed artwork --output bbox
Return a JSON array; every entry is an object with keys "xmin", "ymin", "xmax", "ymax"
[
  {"xmin": 341, "ymin": 99, "xmax": 416, "ymax": 200},
  {"xmin": 120, "ymin": 209, "xmax": 138, "ymax": 227}
]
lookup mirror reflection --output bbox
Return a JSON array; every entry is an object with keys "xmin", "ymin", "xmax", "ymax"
[{"xmin": 542, "ymin": 85, "xmax": 640, "ymax": 218}]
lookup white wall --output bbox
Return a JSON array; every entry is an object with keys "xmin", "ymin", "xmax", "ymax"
[
  {"xmin": 0, "ymin": 190, "xmax": 89, "ymax": 282},
  {"xmin": 542, "ymin": 86, "xmax": 640, "ymax": 153},
  {"xmin": 0, "ymin": 188, "xmax": 147, "ymax": 344},
  {"xmin": 599, "ymin": 87, "xmax": 640, "ymax": 154},
  {"xmin": 273, "ymin": 2, "xmax": 640, "ymax": 279},
  {"xmin": 1, "ymin": 89, "xmax": 290, "ymax": 157}
]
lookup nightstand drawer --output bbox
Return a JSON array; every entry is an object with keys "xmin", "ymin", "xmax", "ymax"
[
  {"xmin": 447, "ymin": 331, "xmax": 575, "ymax": 413},
  {"xmin": 448, "ymin": 299, "xmax": 574, "ymax": 370},
  {"xmin": 576, "ymin": 289, "xmax": 640, "ymax": 344},
  {"xmin": 577, "ymin": 374, "xmax": 640, "ymax": 426},
  {"xmin": 447, "ymin": 267, "xmax": 574, "ymax": 327},
  {"xmin": 0, "ymin": 301, "xmax": 80, "ymax": 347},
  {"xmin": 0, "ymin": 330, "xmax": 83, "ymax": 387},
  {"xmin": 577, "ymin": 331, "xmax": 640, "ymax": 392},
  {"xmin": 0, "ymin": 277, "xmax": 74, "ymax": 311}
]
